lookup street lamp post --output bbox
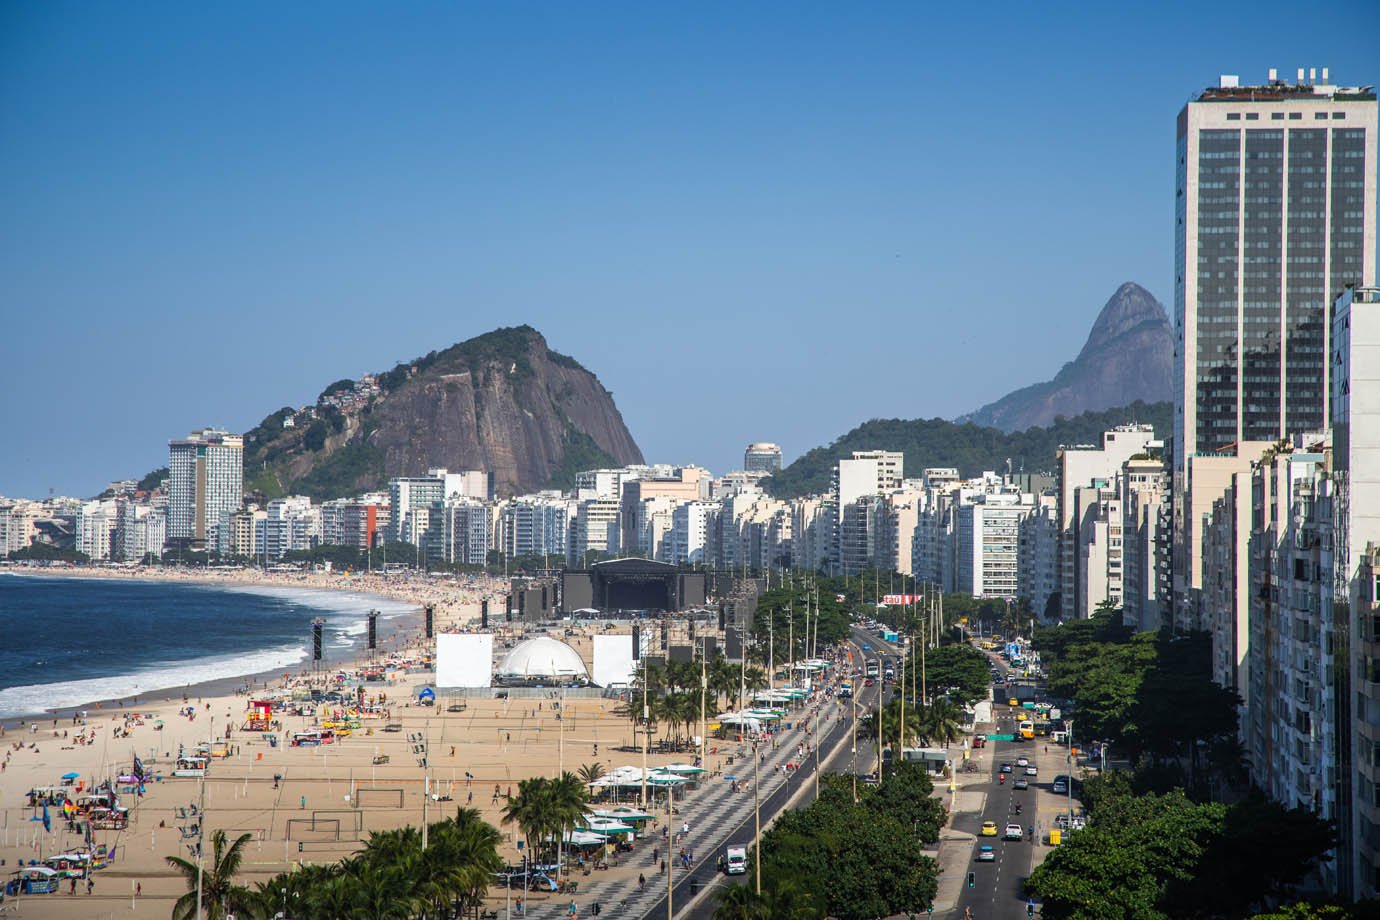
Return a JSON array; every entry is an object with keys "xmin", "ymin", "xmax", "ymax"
[{"xmin": 754, "ymin": 739, "xmax": 761, "ymax": 896}]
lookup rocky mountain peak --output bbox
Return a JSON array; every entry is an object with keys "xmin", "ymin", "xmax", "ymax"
[
  {"xmin": 956, "ymin": 282, "xmax": 1172, "ymax": 433},
  {"xmin": 1079, "ymin": 282, "xmax": 1169, "ymax": 360}
]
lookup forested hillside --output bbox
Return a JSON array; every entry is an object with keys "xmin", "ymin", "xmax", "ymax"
[{"xmin": 765, "ymin": 401, "xmax": 1170, "ymax": 498}]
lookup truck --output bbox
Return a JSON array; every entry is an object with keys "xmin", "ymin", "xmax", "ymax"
[{"xmin": 724, "ymin": 845, "xmax": 748, "ymax": 875}]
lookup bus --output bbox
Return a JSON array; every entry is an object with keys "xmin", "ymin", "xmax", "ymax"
[{"xmin": 1018, "ymin": 720, "xmax": 1036, "ymax": 741}]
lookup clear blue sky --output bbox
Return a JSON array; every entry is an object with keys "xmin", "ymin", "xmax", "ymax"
[{"xmin": 3, "ymin": 1, "xmax": 1377, "ymax": 498}]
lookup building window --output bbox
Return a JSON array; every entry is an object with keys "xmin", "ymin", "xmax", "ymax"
[
  {"xmin": 1246, "ymin": 113, "xmax": 1259, "ymax": 120},
  {"xmin": 1290, "ymin": 113, "xmax": 1303, "ymax": 120},
  {"xmin": 1315, "ymin": 112, "xmax": 1329, "ymax": 120},
  {"xmin": 1333, "ymin": 112, "xmax": 1347, "ymax": 120},
  {"xmin": 1272, "ymin": 113, "xmax": 1284, "ymax": 120},
  {"xmin": 1227, "ymin": 113, "xmax": 1241, "ymax": 121}
]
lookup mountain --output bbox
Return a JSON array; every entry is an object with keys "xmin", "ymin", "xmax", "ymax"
[
  {"xmin": 764, "ymin": 401, "xmax": 1170, "ymax": 499},
  {"xmin": 241, "ymin": 326, "xmax": 643, "ymax": 500},
  {"xmin": 957, "ymin": 282, "xmax": 1172, "ymax": 432}
]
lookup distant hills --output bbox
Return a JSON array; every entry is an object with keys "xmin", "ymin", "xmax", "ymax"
[
  {"xmin": 239, "ymin": 326, "xmax": 643, "ymax": 500},
  {"xmin": 764, "ymin": 401, "xmax": 1171, "ymax": 499},
  {"xmin": 958, "ymin": 282, "xmax": 1172, "ymax": 431}
]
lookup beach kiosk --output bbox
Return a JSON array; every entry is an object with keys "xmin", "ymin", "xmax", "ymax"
[
  {"xmin": 173, "ymin": 754, "xmax": 208, "ymax": 778},
  {"xmin": 14, "ymin": 866, "xmax": 60, "ymax": 894}
]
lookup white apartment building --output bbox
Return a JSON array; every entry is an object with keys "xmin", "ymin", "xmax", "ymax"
[
  {"xmin": 1057, "ymin": 426, "xmax": 1156, "ymax": 619},
  {"xmin": 167, "ymin": 428, "xmax": 243, "ymax": 553},
  {"xmin": 573, "ymin": 499, "xmax": 620, "ymax": 563},
  {"xmin": 1018, "ymin": 492, "xmax": 1060, "ymax": 616},
  {"xmin": 500, "ymin": 494, "xmax": 572, "ymax": 561},
  {"xmin": 1245, "ymin": 443, "xmax": 1333, "ymax": 859},
  {"xmin": 76, "ymin": 499, "xmax": 118, "ymax": 561},
  {"xmin": 955, "ymin": 491, "xmax": 1033, "ymax": 600},
  {"xmin": 441, "ymin": 497, "xmax": 490, "ymax": 566},
  {"xmin": 670, "ymin": 500, "xmax": 717, "ymax": 565},
  {"xmin": 1335, "ymin": 286, "xmax": 1380, "ymax": 898},
  {"xmin": 1121, "ymin": 458, "xmax": 1170, "ymax": 632},
  {"xmin": 388, "ymin": 474, "xmax": 446, "ymax": 546},
  {"xmin": 635, "ymin": 495, "xmax": 678, "ymax": 561},
  {"xmin": 264, "ymin": 496, "xmax": 320, "ymax": 560},
  {"xmin": 0, "ymin": 502, "xmax": 40, "ymax": 556}
]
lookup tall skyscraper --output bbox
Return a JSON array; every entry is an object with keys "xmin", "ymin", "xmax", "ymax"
[
  {"xmin": 166, "ymin": 428, "xmax": 244, "ymax": 553},
  {"xmin": 743, "ymin": 442, "xmax": 783, "ymax": 473},
  {"xmin": 1175, "ymin": 69, "xmax": 1376, "ymax": 462}
]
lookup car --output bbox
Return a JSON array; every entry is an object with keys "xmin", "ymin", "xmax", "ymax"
[
  {"xmin": 862, "ymin": 644, "xmax": 871, "ymax": 651},
  {"xmin": 1016, "ymin": 757, "xmax": 1029, "ymax": 767},
  {"xmin": 999, "ymin": 763, "xmax": 1013, "ymax": 774},
  {"xmin": 1025, "ymin": 766, "xmax": 1038, "ymax": 776},
  {"xmin": 1052, "ymin": 781, "xmax": 1068, "ymax": 794},
  {"xmin": 980, "ymin": 821, "xmax": 998, "ymax": 837},
  {"xmin": 1013, "ymin": 779, "xmax": 1029, "ymax": 790},
  {"xmin": 1004, "ymin": 824, "xmax": 1024, "ymax": 841},
  {"xmin": 864, "ymin": 678, "xmax": 876, "ymax": 687},
  {"xmin": 975, "ymin": 845, "xmax": 996, "ymax": 862}
]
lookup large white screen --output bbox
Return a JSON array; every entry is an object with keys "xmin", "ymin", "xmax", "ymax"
[
  {"xmin": 436, "ymin": 633, "xmax": 493, "ymax": 688},
  {"xmin": 592, "ymin": 634, "xmax": 636, "ymax": 688}
]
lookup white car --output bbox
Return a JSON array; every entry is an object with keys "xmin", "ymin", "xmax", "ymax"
[
  {"xmin": 1015, "ymin": 757, "xmax": 1029, "ymax": 767},
  {"xmin": 1003, "ymin": 824, "xmax": 1024, "ymax": 841},
  {"xmin": 1052, "ymin": 781, "xmax": 1068, "ymax": 794},
  {"xmin": 1025, "ymin": 766, "xmax": 1038, "ymax": 776}
]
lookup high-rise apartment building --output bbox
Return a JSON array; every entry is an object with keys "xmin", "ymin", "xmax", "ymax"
[
  {"xmin": 743, "ymin": 442, "xmax": 783, "ymax": 474},
  {"xmin": 1176, "ymin": 70, "xmax": 1376, "ymax": 462},
  {"xmin": 1335, "ymin": 286, "xmax": 1380, "ymax": 898},
  {"xmin": 1057, "ymin": 426, "xmax": 1156, "ymax": 619},
  {"xmin": 167, "ymin": 428, "xmax": 244, "ymax": 553}
]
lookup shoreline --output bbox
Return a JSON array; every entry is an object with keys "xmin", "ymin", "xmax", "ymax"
[{"xmin": 0, "ymin": 565, "xmax": 505, "ymax": 723}]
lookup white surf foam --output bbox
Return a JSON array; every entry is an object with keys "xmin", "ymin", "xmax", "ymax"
[{"xmin": 0, "ymin": 643, "xmax": 310, "ymax": 720}]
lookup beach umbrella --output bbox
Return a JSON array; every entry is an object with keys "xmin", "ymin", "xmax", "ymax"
[{"xmin": 61, "ymin": 772, "xmax": 79, "ymax": 780}]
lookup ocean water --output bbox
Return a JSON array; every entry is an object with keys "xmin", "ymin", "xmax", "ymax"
[{"xmin": 0, "ymin": 573, "xmax": 417, "ymax": 719}]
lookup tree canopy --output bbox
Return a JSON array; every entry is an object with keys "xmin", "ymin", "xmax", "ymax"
[
  {"xmin": 1027, "ymin": 775, "xmax": 1334, "ymax": 920},
  {"xmin": 764, "ymin": 401, "xmax": 1171, "ymax": 498},
  {"xmin": 734, "ymin": 763, "xmax": 941, "ymax": 919}
]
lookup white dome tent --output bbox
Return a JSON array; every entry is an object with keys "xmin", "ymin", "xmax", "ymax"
[{"xmin": 495, "ymin": 637, "xmax": 591, "ymax": 687}]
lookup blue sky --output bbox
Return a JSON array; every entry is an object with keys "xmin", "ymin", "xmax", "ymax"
[{"xmin": 3, "ymin": 1, "xmax": 1378, "ymax": 497}]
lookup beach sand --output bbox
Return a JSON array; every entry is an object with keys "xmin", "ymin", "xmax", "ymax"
[{"xmin": 0, "ymin": 571, "xmax": 732, "ymax": 918}]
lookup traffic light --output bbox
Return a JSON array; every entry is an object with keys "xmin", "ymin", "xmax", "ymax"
[
  {"xmin": 967, "ymin": 872, "xmax": 975, "ymax": 888},
  {"xmin": 1028, "ymin": 903, "xmax": 1035, "ymax": 917}
]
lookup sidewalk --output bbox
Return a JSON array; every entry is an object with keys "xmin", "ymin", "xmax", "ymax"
[{"xmin": 927, "ymin": 738, "xmax": 989, "ymax": 915}]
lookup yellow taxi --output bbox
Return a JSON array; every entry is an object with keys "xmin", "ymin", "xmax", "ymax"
[{"xmin": 980, "ymin": 821, "xmax": 998, "ymax": 837}]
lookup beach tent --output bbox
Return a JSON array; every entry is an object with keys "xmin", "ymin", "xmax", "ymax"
[{"xmin": 416, "ymin": 687, "xmax": 436, "ymax": 703}]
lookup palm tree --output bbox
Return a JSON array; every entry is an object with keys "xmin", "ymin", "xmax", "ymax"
[
  {"xmin": 714, "ymin": 882, "xmax": 766, "ymax": 920},
  {"xmin": 917, "ymin": 697, "xmax": 965, "ymax": 747},
  {"xmin": 577, "ymin": 761, "xmax": 606, "ymax": 787},
  {"xmin": 502, "ymin": 777, "xmax": 554, "ymax": 860},
  {"xmin": 713, "ymin": 877, "xmax": 818, "ymax": 920},
  {"xmin": 165, "ymin": 829, "xmax": 257, "ymax": 920}
]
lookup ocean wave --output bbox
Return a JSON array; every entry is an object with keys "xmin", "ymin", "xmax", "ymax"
[{"xmin": 0, "ymin": 644, "xmax": 309, "ymax": 720}]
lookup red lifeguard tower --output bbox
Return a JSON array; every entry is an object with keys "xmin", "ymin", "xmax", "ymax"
[{"xmin": 243, "ymin": 699, "xmax": 274, "ymax": 732}]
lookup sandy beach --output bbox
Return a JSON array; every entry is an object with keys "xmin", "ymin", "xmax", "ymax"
[{"xmin": 0, "ymin": 568, "xmax": 771, "ymax": 919}]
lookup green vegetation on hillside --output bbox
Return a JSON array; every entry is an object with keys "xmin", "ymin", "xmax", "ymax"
[
  {"xmin": 545, "ymin": 429, "xmax": 617, "ymax": 491},
  {"xmin": 137, "ymin": 466, "xmax": 169, "ymax": 492},
  {"xmin": 291, "ymin": 433, "xmax": 385, "ymax": 501},
  {"xmin": 765, "ymin": 401, "xmax": 1171, "ymax": 497}
]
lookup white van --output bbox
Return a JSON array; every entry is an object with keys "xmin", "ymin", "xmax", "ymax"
[{"xmin": 725, "ymin": 846, "xmax": 747, "ymax": 875}]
